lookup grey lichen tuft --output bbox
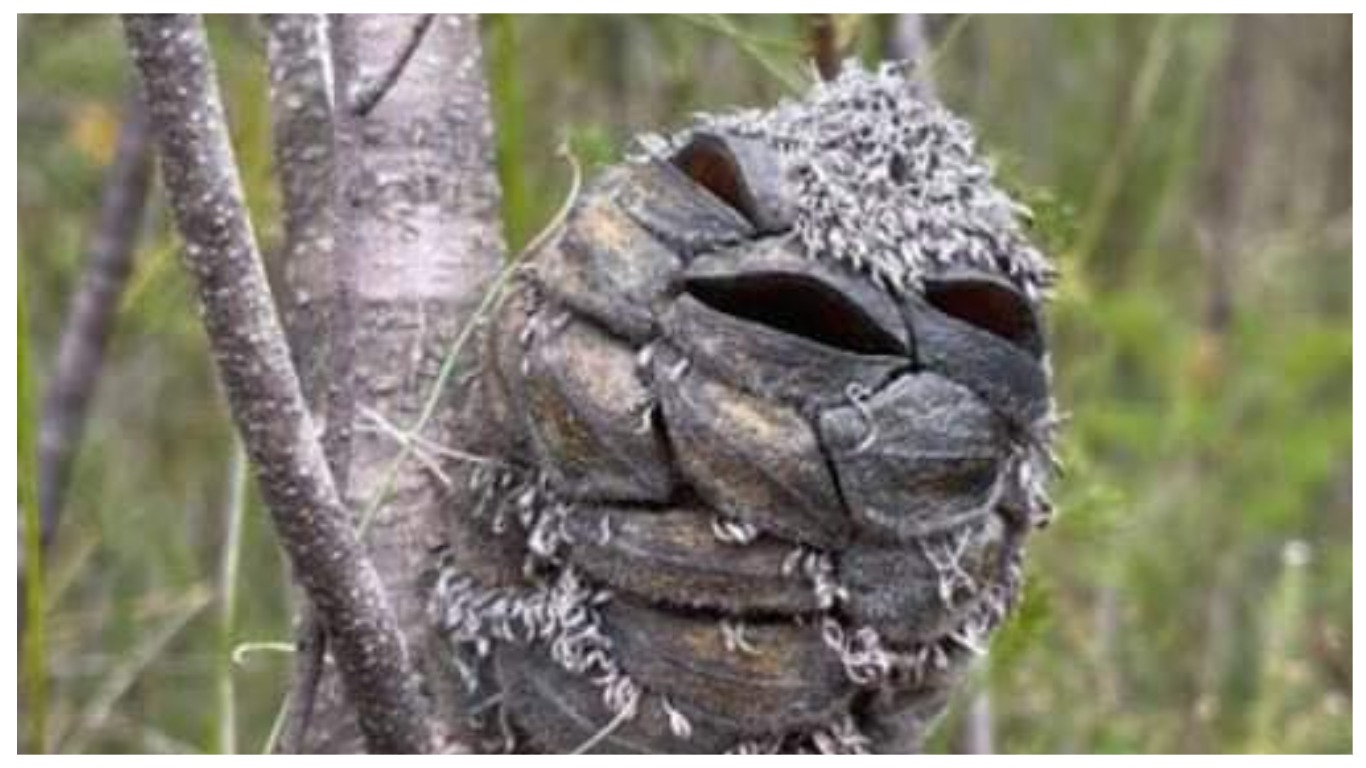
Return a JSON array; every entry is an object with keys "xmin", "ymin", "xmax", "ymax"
[{"xmin": 635, "ymin": 62, "xmax": 1055, "ymax": 300}]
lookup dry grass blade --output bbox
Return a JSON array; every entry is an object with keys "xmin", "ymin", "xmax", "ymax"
[
  {"xmin": 216, "ymin": 443, "xmax": 249, "ymax": 754},
  {"xmin": 678, "ymin": 14, "xmax": 808, "ymax": 93},
  {"xmin": 61, "ymin": 586, "xmax": 212, "ymax": 753}
]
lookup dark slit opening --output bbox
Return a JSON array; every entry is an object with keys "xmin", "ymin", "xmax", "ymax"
[
  {"xmin": 685, "ymin": 272, "xmax": 908, "ymax": 356},
  {"xmin": 672, "ymin": 134, "xmax": 760, "ymax": 225},
  {"xmin": 924, "ymin": 278, "xmax": 1043, "ymax": 357}
]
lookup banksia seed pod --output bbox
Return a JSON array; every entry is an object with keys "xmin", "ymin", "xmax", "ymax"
[{"xmin": 433, "ymin": 64, "xmax": 1058, "ymax": 754}]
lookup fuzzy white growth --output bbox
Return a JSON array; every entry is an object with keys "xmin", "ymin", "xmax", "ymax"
[
  {"xmin": 636, "ymin": 62, "xmax": 1055, "ymax": 300},
  {"xmin": 821, "ymin": 618, "xmax": 892, "ymax": 686},
  {"xmin": 808, "ymin": 714, "xmax": 873, "ymax": 755},
  {"xmin": 841, "ymin": 382, "xmax": 879, "ymax": 454},
  {"xmin": 719, "ymin": 618, "xmax": 759, "ymax": 655},
  {"xmin": 1015, "ymin": 403, "xmax": 1064, "ymax": 528},
  {"xmin": 817, "ymin": 537, "xmax": 1025, "ymax": 690},
  {"xmin": 801, "ymin": 547, "xmax": 847, "ymax": 610},
  {"xmin": 710, "ymin": 515, "xmax": 759, "ymax": 545},
  {"xmin": 918, "ymin": 527, "xmax": 980, "ymax": 609},
  {"xmin": 723, "ymin": 714, "xmax": 872, "ymax": 755},
  {"xmin": 431, "ymin": 563, "xmax": 642, "ymax": 719},
  {"xmin": 466, "ymin": 466, "xmax": 577, "ymax": 564},
  {"xmin": 659, "ymin": 696, "xmax": 693, "ymax": 740}
]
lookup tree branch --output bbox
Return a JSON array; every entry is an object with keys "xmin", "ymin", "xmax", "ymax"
[
  {"xmin": 122, "ymin": 14, "xmax": 433, "ymax": 753},
  {"xmin": 37, "ymin": 88, "xmax": 152, "ymax": 553},
  {"xmin": 346, "ymin": 14, "xmax": 435, "ymax": 117}
]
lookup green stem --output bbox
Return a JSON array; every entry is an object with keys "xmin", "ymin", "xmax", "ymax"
[
  {"xmin": 487, "ymin": 14, "xmax": 531, "ymax": 250},
  {"xmin": 215, "ymin": 442, "xmax": 248, "ymax": 753},
  {"xmin": 19, "ymin": 261, "xmax": 48, "ymax": 753},
  {"xmin": 678, "ymin": 14, "xmax": 808, "ymax": 94},
  {"xmin": 1073, "ymin": 15, "xmax": 1178, "ymax": 266},
  {"xmin": 922, "ymin": 14, "xmax": 974, "ymax": 79}
]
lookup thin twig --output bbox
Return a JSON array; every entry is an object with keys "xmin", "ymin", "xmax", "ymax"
[
  {"xmin": 569, "ymin": 703, "xmax": 636, "ymax": 755},
  {"xmin": 278, "ymin": 620, "xmax": 325, "ymax": 753},
  {"xmin": 62, "ymin": 587, "xmax": 212, "ymax": 753},
  {"xmin": 358, "ymin": 404, "xmax": 507, "ymax": 468},
  {"xmin": 123, "ymin": 15, "xmax": 433, "ymax": 753},
  {"xmin": 349, "ymin": 14, "xmax": 435, "ymax": 116},
  {"xmin": 356, "ymin": 406, "xmax": 453, "ymax": 486}
]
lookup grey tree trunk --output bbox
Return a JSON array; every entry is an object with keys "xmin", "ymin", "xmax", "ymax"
[{"xmin": 291, "ymin": 14, "xmax": 508, "ymax": 752}]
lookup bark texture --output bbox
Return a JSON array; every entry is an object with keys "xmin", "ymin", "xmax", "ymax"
[
  {"xmin": 262, "ymin": 14, "xmax": 338, "ymax": 751},
  {"xmin": 37, "ymin": 89, "xmax": 152, "ymax": 552},
  {"xmin": 263, "ymin": 14, "xmax": 336, "ymax": 416},
  {"xmin": 294, "ymin": 14, "xmax": 507, "ymax": 752},
  {"xmin": 123, "ymin": 14, "xmax": 433, "ymax": 753}
]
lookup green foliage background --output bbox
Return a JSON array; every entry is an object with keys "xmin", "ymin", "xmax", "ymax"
[{"xmin": 17, "ymin": 14, "xmax": 1351, "ymax": 753}]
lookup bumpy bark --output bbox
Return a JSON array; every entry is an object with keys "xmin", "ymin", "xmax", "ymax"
[
  {"xmin": 123, "ymin": 14, "xmax": 433, "ymax": 753},
  {"xmin": 293, "ymin": 14, "xmax": 507, "ymax": 752}
]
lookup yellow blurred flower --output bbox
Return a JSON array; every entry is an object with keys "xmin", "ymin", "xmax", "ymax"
[{"xmin": 67, "ymin": 101, "xmax": 118, "ymax": 165}]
